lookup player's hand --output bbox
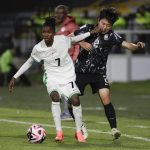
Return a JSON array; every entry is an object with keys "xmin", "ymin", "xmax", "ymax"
[
  {"xmin": 79, "ymin": 41, "xmax": 92, "ymax": 51},
  {"xmin": 137, "ymin": 42, "xmax": 145, "ymax": 49},
  {"xmin": 9, "ymin": 77, "xmax": 16, "ymax": 93},
  {"xmin": 90, "ymin": 25, "xmax": 101, "ymax": 35}
]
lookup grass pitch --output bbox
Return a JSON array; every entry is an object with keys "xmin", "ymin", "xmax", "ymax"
[{"xmin": 0, "ymin": 80, "xmax": 150, "ymax": 150}]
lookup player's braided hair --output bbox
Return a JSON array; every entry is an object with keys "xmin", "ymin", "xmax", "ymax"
[
  {"xmin": 99, "ymin": 7, "xmax": 119, "ymax": 25},
  {"xmin": 43, "ymin": 17, "xmax": 56, "ymax": 31}
]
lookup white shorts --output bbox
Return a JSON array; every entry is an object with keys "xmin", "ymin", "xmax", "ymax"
[{"xmin": 43, "ymin": 74, "xmax": 80, "ymax": 100}]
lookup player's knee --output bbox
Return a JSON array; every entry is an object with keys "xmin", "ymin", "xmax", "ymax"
[
  {"xmin": 71, "ymin": 95, "xmax": 80, "ymax": 106},
  {"xmin": 50, "ymin": 91, "xmax": 60, "ymax": 102},
  {"xmin": 101, "ymin": 98, "xmax": 111, "ymax": 105}
]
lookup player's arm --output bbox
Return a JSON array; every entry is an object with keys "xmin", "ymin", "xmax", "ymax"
[
  {"xmin": 78, "ymin": 41, "xmax": 92, "ymax": 51},
  {"xmin": 121, "ymin": 41, "xmax": 145, "ymax": 51},
  {"xmin": 69, "ymin": 30, "xmax": 92, "ymax": 51},
  {"xmin": 68, "ymin": 33, "xmax": 92, "ymax": 51},
  {"xmin": 70, "ymin": 26, "xmax": 101, "ymax": 44},
  {"xmin": 70, "ymin": 32, "xmax": 90, "ymax": 44},
  {"xmin": 9, "ymin": 57, "xmax": 34, "ymax": 92}
]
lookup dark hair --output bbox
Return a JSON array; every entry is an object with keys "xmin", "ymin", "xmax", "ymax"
[
  {"xmin": 99, "ymin": 7, "xmax": 119, "ymax": 25},
  {"xmin": 43, "ymin": 17, "xmax": 56, "ymax": 31}
]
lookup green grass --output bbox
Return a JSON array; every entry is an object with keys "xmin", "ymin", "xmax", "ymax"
[{"xmin": 0, "ymin": 80, "xmax": 150, "ymax": 150}]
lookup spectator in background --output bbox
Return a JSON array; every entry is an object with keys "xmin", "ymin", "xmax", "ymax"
[
  {"xmin": 135, "ymin": 5, "xmax": 150, "ymax": 29},
  {"xmin": 55, "ymin": 5, "xmax": 80, "ymax": 120},
  {"xmin": 133, "ymin": 5, "xmax": 150, "ymax": 54},
  {"xmin": 27, "ymin": 10, "xmax": 45, "ymax": 43},
  {"xmin": 111, "ymin": 15, "xmax": 127, "ymax": 54},
  {"xmin": 113, "ymin": 16, "xmax": 127, "ymax": 29},
  {"xmin": 0, "ymin": 35, "xmax": 31, "ymax": 86}
]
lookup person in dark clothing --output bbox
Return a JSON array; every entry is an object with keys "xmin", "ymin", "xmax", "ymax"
[{"xmin": 68, "ymin": 7, "xmax": 145, "ymax": 140}]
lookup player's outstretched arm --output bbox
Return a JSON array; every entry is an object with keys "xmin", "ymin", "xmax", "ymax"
[
  {"xmin": 122, "ymin": 41, "xmax": 145, "ymax": 51},
  {"xmin": 71, "ymin": 26, "xmax": 101, "ymax": 44},
  {"xmin": 8, "ymin": 57, "xmax": 34, "ymax": 93},
  {"xmin": 68, "ymin": 32, "xmax": 93, "ymax": 51}
]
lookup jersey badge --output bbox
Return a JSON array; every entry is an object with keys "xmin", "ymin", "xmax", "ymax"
[{"xmin": 104, "ymin": 34, "xmax": 109, "ymax": 40}]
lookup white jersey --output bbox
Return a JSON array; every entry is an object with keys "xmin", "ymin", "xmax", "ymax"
[
  {"xmin": 31, "ymin": 35, "xmax": 75, "ymax": 84},
  {"xmin": 13, "ymin": 32, "xmax": 90, "ymax": 81}
]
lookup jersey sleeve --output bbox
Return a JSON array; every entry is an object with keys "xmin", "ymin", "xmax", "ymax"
[
  {"xmin": 110, "ymin": 32, "xmax": 124, "ymax": 46},
  {"xmin": 70, "ymin": 32, "xmax": 90, "ymax": 43},
  {"xmin": 13, "ymin": 57, "xmax": 34, "ymax": 79},
  {"xmin": 30, "ymin": 46, "xmax": 41, "ymax": 62}
]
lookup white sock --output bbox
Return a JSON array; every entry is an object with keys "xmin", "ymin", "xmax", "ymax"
[
  {"xmin": 72, "ymin": 105, "xmax": 82, "ymax": 132},
  {"xmin": 51, "ymin": 101, "xmax": 62, "ymax": 132}
]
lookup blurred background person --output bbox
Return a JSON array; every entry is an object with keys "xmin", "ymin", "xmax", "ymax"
[
  {"xmin": 54, "ymin": 5, "xmax": 80, "ymax": 120},
  {"xmin": 27, "ymin": 9, "xmax": 48, "ymax": 43},
  {"xmin": 0, "ymin": 35, "xmax": 31, "ymax": 86}
]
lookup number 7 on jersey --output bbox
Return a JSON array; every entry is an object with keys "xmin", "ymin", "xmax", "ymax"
[{"xmin": 55, "ymin": 58, "xmax": 60, "ymax": 66}]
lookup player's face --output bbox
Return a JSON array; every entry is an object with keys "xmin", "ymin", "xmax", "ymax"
[
  {"xmin": 55, "ymin": 8, "xmax": 66, "ymax": 24},
  {"xmin": 98, "ymin": 18, "xmax": 112, "ymax": 34},
  {"xmin": 42, "ymin": 26, "xmax": 55, "ymax": 45}
]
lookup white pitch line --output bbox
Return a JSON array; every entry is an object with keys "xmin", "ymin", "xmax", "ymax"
[
  {"xmin": 98, "ymin": 123, "xmax": 150, "ymax": 129},
  {"xmin": 127, "ymin": 125, "xmax": 150, "ymax": 129},
  {"xmin": 0, "ymin": 119, "xmax": 150, "ymax": 142},
  {"xmin": 82, "ymin": 107, "xmax": 127, "ymax": 111},
  {"xmin": 97, "ymin": 121, "xmax": 108, "ymax": 124}
]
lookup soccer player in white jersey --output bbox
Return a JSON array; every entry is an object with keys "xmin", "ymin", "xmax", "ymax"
[{"xmin": 9, "ymin": 17, "xmax": 100, "ymax": 142}]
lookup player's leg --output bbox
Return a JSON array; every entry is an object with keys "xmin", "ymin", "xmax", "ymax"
[
  {"xmin": 67, "ymin": 101, "xmax": 75, "ymax": 120},
  {"xmin": 63, "ymin": 81, "xmax": 85, "ymax": 142},
  {"xmin": 98, "ymin": 88, "xmax": 121, "ymax": 139},
  {"xmin": 44, "ymin": 77, "xmax": 63, "ymax": 142},
  {"xmin": 67, "ymin": 72, "xmax": 85, "ymax": 121},
  {"xmin": 50, "ymin": 91, "xmax": 64, "ymax": 142},
  {"xmin": 90, "ymin": 74, "xmax": 121, "ymax": 140},
  {"xmin": 68, "ymin": 101, "xmax": 88, "ymax": 140},
  {"xmin": 97, "ymin": 75, "xmax": 121, "ymax": 139},
  {"xmin": 70, "ymin": 94, "xmax": 86, "ymax": 142},
  {"xmin": 60, "ymin": 73, "xmax": 84, "ymax": 121},
  {"xmin": 74, "ymin": 73, "xmax": 88, "ymax": 139},
  {"xmin": 60, "ymin": 96, "xmax": 72, "ymax": 120}
]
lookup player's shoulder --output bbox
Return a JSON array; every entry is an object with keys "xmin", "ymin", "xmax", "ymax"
[
  {"xmin": 54, "ymin": 35, "xmax": 65, "ymax": 38},
  {"xmin": 109, "ymin": 30, "xmax": 122, "ymax": 39},
  {"xmin": 107, "ymin": 30, "xmax": 124, "ymax": 43},
  {"xmin": 33, "ymin": 40, "xmax": 48, "ymax": 52},
  {"xmin": 53, "ymin": 35, "xmax": 71, "ymax": 47},
  {"xmin": 54, "ymin": 35, "xmax": 68, "ymax": 41}
]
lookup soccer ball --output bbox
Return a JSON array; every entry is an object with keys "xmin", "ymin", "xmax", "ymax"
[{"xmin": 27, "ymin": 124, "xmax": 46, "ymax": 143}]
